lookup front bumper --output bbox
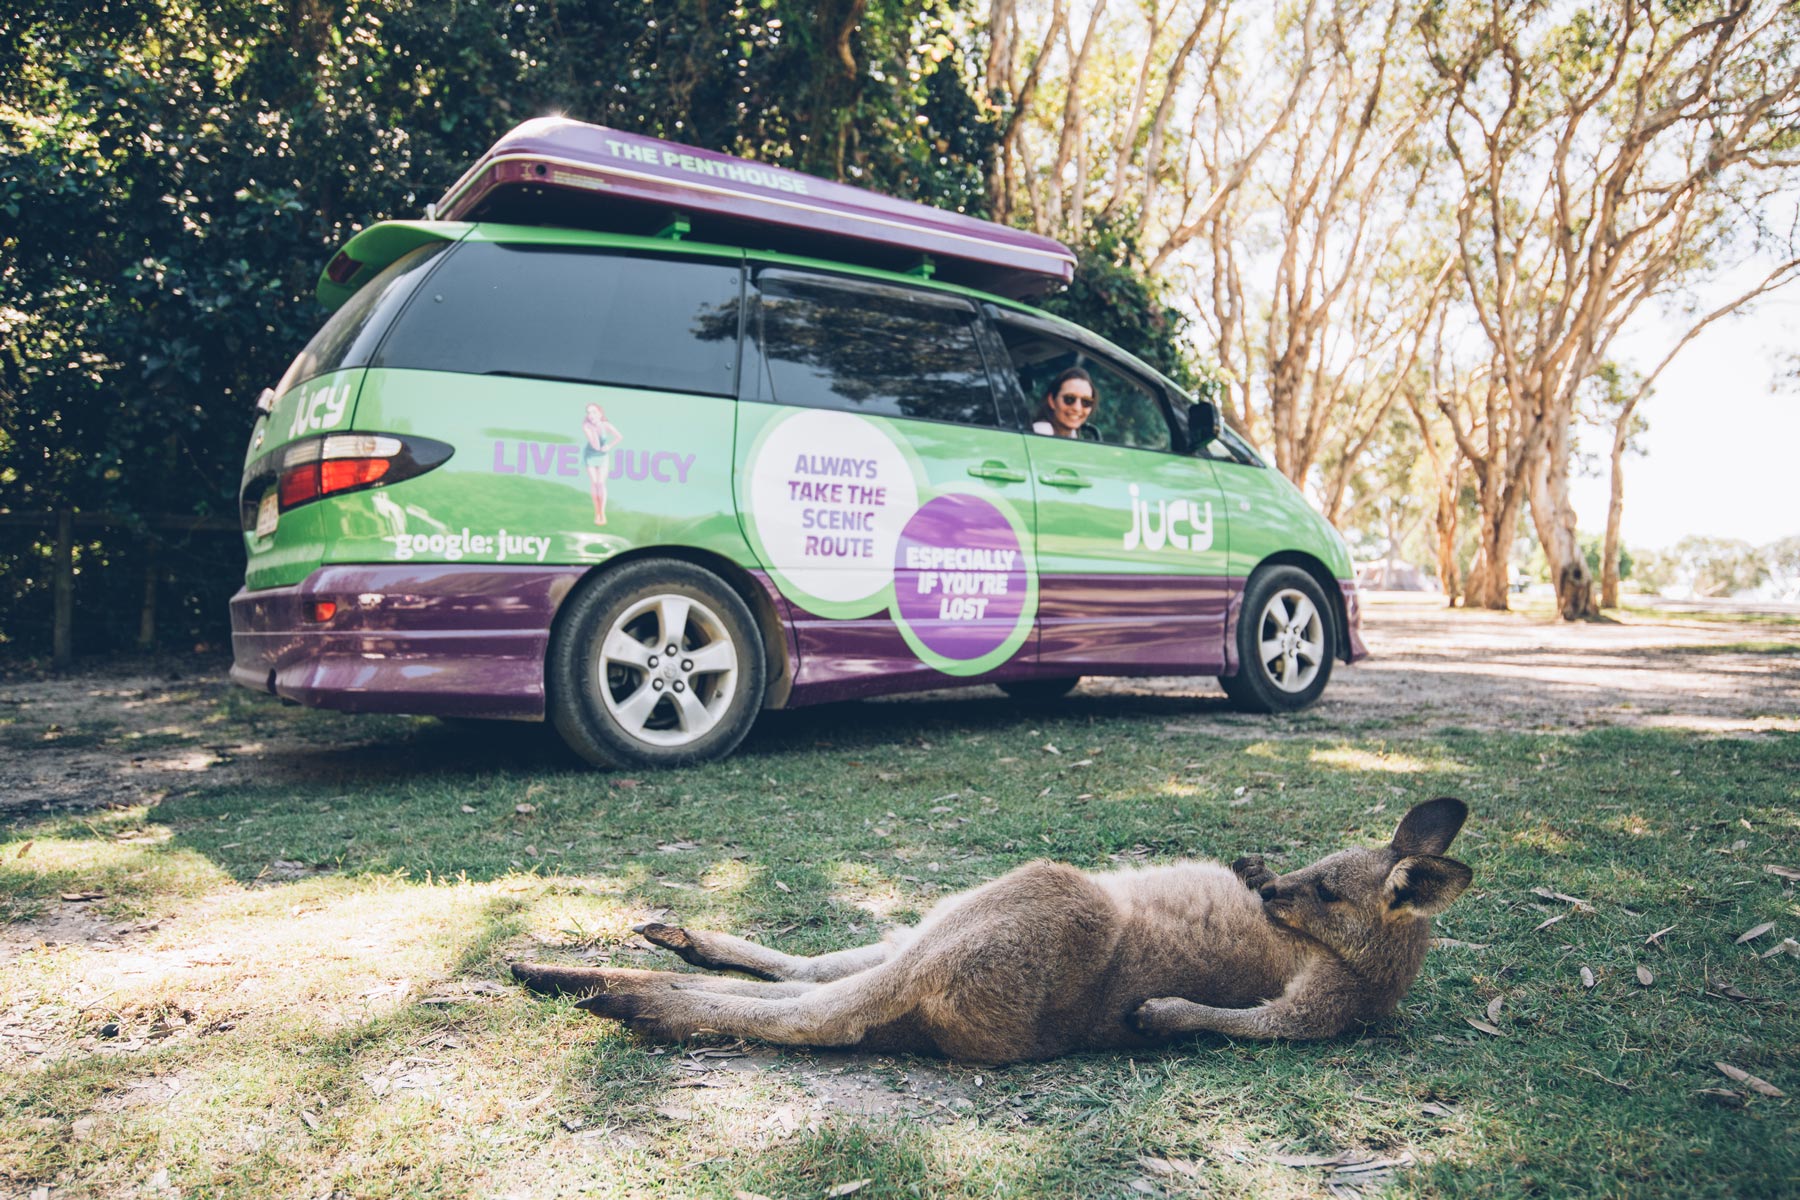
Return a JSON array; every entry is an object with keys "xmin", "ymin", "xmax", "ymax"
[{"xmin": 229, "ymin": 565, "xmax": 585, "ymax": 719}]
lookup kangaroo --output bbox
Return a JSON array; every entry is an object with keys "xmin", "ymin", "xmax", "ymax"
[{"xmin": 512, "ymin": 797, "xmax": 1473, "ymax": 1063}]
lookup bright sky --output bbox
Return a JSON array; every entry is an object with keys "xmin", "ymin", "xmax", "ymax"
[{"xmin": 1568, "ymin": 280, "xmax": 1800, "ymax": 553}]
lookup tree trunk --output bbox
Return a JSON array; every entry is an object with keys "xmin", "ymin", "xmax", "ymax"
[
  {"xmin": 1529, "ymin": 417, "xmax": 1599, "ymax": 620},
  {"xmin": 1433, "ymin": 461, "xmax": 1461, "ymax": 605},
  {"xmin": 1600, "ymin": 416, "xmax": 1629, "ymax": 609},
  {"xmin": 1465, "ymin": 471, "xmax": 1521, "ymax": 611}
]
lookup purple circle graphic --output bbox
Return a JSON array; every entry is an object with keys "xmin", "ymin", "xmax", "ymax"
[{"xmin": 893, "ymin": 494, "xmax": 1028, "ymax": 660}]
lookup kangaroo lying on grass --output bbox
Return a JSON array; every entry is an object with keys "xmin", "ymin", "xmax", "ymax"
[{"xmin": 513, "ymin": 797, "xmax": 1472, "ymax": 1063}]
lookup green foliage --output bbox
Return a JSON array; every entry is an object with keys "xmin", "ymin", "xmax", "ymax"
[
  {"xmin": 1671, "ymin": 535, "xmax": 1771, "ymax": 598},
  {"xmin": 1038, "ymin": 219, "xmax": 1203, "ymax": 392},
  {"xmin": 1581, "ymin": 532, "xmax": 1632, "ymax": 581},
  {"xmin": 0, "ymin": 0, "xmax": 999, "ymax": 652}
]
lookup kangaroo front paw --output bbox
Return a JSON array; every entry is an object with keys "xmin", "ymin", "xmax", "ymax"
[
  {"xmin": 1129, "ymin": 997, "xmax": 1197, "ymax": 1038},
  {"xmin": 634, "ymin": 922, "xmax": 717, "ymax": 968},
  {"xmin": 634, "ymin": 922, "xmax": 780, "ymax": 980},
  {"xmin": 1231, "ymin": 855, "xmax": 1277, "ymax": 892}
]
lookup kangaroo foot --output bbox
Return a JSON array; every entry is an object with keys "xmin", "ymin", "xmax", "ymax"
[
  {"xmin": 1231, "ymin": 855, "xmax": 1277, "ymax": 892},
  {"xmin": 576, "ymin": 989, "xmax": 698, "ymax": 1042},
  {"xmin": 511, "ymin": 962, "xmax": 689, "ymax": 997},
  {"xmin": 634, "ymin": 922, "xmax": 780, "ymax": 980}
]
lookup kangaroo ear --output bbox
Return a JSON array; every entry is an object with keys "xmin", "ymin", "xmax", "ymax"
[
  {"xmin": 1391, "ymin": 797, "xmax": 1468, "ymax": 856},
  {"xmin": 1384, "ymin": 855, "xmax": 1473, "ymax": 918}
]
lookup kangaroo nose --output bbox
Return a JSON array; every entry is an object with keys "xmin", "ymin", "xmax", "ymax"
[{"xmin": 1259, "ymin": 883, "xmax": 1279, "ymax": 901}]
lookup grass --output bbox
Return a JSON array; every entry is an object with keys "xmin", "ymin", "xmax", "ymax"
[
  {"xmin": 2, "ymin": 693, "xmax": 1796, "ymax": 1199},
  {"xmin": 1505, "ymin": 595, "xmax": 1800, "ymax": 629}
]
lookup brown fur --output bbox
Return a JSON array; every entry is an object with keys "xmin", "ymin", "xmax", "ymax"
[{"xmin": 513, "ymin": 797, "xmax": 1473, "ymax": 1063}]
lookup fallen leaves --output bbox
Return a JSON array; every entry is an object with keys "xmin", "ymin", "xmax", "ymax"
[
  {"xmin": 824, "ymin": 1181, "xmax": 872, "ymax": 1198},
  {"xmin": 1644, "ymin": 924, "xmax": 1677, "ymax": 947},
  {"xmin": 1714, "ymin": 1062, "xmax": 1785, "ymax": 1097},
  {"xmin": 1466, "ymin": 1017, "xmax": 1505, "ymax": 1037},
  {"xmin": 1532, "ymin": 887, "xmax": 1595, "ymax": 912},
  {"xmin": 1734, "ymin": 921, "xmax": 1774, "ymax": 945},
  {"xmin": 1486, "ymin": 996, "xmax": 1504, "ymax": 1024},
  {"xmin": 1636, "ymin": 965, "xmax": 1654, "ymax": 987},
  {"xmin": 60, "ymin": 891, "xmax": 104, "ymax": 902},
  {"xmin": 1764, "ymin": 864, "xmax": 1800, "ymax": 882},
  {"xmin": 1580, "ymin": 966, "xmax": 1595, "ymax": 989},
  {"xmin": 1705, "ymin": 978, "xmax": 1756, "ymax": 1003},
  {"xmin": 1137, "ymin": 1155, "xmax": 1202, "ymax": 1180},
  {"xmin": 514, "ymin": 803, "xmax": 536, "ymax": 815}
]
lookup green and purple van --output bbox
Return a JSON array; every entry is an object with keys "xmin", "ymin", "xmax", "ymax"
[{"xmin": 230, "ymin": 118, "xmax": 1366, "ymax": 767}]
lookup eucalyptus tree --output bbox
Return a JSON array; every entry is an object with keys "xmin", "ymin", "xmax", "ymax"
[{"xmin": 1423, "ymin": 0, "xmax": 1800, "ymax": 617}]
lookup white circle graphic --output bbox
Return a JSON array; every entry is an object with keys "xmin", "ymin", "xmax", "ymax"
[{"xmin": 747, "ymin": 410, "xmax": 919, "ymax": 607}]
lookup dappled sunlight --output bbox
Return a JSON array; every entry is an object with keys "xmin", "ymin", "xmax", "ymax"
[
  {"xmin": 828, "ymin": 859, "xmax": 916, "ymax": 921},
  {"xmin": 1511, "ymin": 821, "xmax": 1575, "ymax": 856},
  {"xmin": 1308, "ymin": 746, "xmax": 1455, "ymax": 774}
]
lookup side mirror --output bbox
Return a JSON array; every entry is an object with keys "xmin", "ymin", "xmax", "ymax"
[{"xmin": 1187, "ymin": 400, "xmax": 1218, "ymax": 452}]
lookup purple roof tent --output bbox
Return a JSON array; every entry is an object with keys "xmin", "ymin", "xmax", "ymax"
[{"xmin": 431, "ymin": 117, "xmax": 1076, "ymax": 300}]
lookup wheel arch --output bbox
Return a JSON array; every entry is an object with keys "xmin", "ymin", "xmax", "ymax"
[
  {"xmin": 1247, "ymin": 550, "xmax": 1352, "ymax": 664},
  {"xmin": 545, "ymin": 546, "xmax": 795, "ymax": 712}
]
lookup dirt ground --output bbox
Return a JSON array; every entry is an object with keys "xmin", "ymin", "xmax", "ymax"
[{"xmin": 2, "ymin": 593, "xmax": 1795, "ymax": 817}]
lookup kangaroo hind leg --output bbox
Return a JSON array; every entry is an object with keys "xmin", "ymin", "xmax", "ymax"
[
  {"xmin": 636, "ymin": 922, "xmax": 895, "ymax": 982},
  {"xmin": 583, "ymin": 961, "xmax": 920, "ymax": 1049},
  {"xmin": 511, "ymin": 962, "xmax": 815, "ymax": 999}
]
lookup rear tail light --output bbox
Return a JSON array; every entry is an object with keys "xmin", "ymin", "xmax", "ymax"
[
  {"xmin": 305, "ymin": 601, "xmax": 338, "ymax": 622},
  {"xmin": 241, "ymin": 432, "xmax": 454, "ymax": 529}
]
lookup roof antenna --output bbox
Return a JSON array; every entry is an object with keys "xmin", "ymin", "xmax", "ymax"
[
  {"xmin": 905, "ymin": 254, "xmax": 936, "ymax": 281},
  {"xmin": 654, "ymin": 211, "xmax": 691, "ymax": 241}
]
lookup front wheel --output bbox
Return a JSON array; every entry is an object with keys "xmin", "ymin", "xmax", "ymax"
[
  {"xmin": 1220, "ymin": 566, "xmax": 1336, "ymax": 713},
  {"xmin": 547, "ymin": 560, "xmax": 767, "ymax": 768}
]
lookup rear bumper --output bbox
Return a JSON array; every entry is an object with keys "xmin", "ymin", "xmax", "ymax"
[
  {"xmin": 229, "ymin": 565, "xmax": 585, "ymax": 719},
  {"xmin": 1340, "ymin": 580, "xmax": 1370, "ymax": 663}
]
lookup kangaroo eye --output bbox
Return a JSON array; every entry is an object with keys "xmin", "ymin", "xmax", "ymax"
[{"xmin": 1315, "ymin": 882, "xmax": 1339, "ymax": 903}]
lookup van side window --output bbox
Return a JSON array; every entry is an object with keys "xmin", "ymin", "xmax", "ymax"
[
  {"xmin": 275, "ymin": 243, "xmax": 446, "ymax": 396},
  {"xmin": 755, "ymin": 272, "xmax": 999, "ymax": 427},
  {"xmin": 374, "ymin": 243, "xmax": 742, "ymax": 397},
  {"xmin": 993, "ymin": 320, "xmax": 1174, "ymax": 452}
]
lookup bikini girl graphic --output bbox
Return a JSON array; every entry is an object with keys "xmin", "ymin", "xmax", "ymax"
[{"xmin": 581, "ymin": 403, "xmax": 624, "ymax": 525}]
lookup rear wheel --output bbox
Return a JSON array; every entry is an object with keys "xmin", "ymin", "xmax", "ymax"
[
  {"xmin": 998, "ymin": 677, "xmax": 1081, "ymax": 703},
  {"xmin": 1220, "ymin": 566, "xmax": 1336, "ymax": 713},
  {"xmin": 548, "ymin": 559, "xmax": 766, "ymax": 768}
]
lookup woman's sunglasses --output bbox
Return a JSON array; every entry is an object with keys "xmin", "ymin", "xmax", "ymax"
[{"xmin": 1055, "ymin": 393, "xmax": 1095, "ymax": 409}]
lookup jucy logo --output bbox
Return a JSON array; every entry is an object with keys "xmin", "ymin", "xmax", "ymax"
[{"xmin": 1124, "ymin": 484, "xmax": 1214, "ymax": 553}]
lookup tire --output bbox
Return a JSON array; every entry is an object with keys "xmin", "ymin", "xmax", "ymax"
[
  {"xmin": 547, "ymin": 559, "xmax": 767, "ymax": 768},
  {"xmin": 998, "ymin": 676, "xmax": 1081, "ymax": 702},
  {"xmin": 1220, "ymin": 566, "xmax": 1336, "ymax": 713}
]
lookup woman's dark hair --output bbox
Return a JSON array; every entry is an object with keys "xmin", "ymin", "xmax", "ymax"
[{"xmin": 1044, "ymin": 366, "xmax": 1093, "ymax": 402}]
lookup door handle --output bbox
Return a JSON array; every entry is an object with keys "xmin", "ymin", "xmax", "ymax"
[
  {"xmin": 1037, "ymin": 470, "xmax": 1094, "ymax": 489},
  {"xmin": 968, "ymin": 461, "xmax": 1027, "ymax": 484}
]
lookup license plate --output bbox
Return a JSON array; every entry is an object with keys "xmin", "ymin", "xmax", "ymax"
[{"xmin": 255, "ymin": 490, "xmax": 279, "ymax": 539}]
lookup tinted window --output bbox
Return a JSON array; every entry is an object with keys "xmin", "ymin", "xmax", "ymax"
[
  {"xmin": 756, "ymin": 272, "xmax": 998, "ymax": 427},
  {"xmin": 375, "ymin": 244, "xmax": 742, "ymax": 396},
  {"xmin": 996, "ymin": 321, "xmax": 1173, "ymax": 452},
  {"xmin": 276, "ymin": 243, "xmax": 445, "ymax": 395}
]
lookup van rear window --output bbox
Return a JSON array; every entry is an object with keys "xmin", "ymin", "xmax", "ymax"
[
  {"xmin": 276, "ymin": 243, "xmax": 446, "ymax": 396},
  {"xmin": 755, "ymin": 272, "xmax": 999, "ymax": 427},
  {"xmin": 373, "ymin": 244, "xmax": 743, "ymax": 397}
]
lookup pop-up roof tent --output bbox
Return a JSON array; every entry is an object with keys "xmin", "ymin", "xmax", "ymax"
[{"xmin": 431, "ymin": 117, "xmax": 1077, "ymax": 300}]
